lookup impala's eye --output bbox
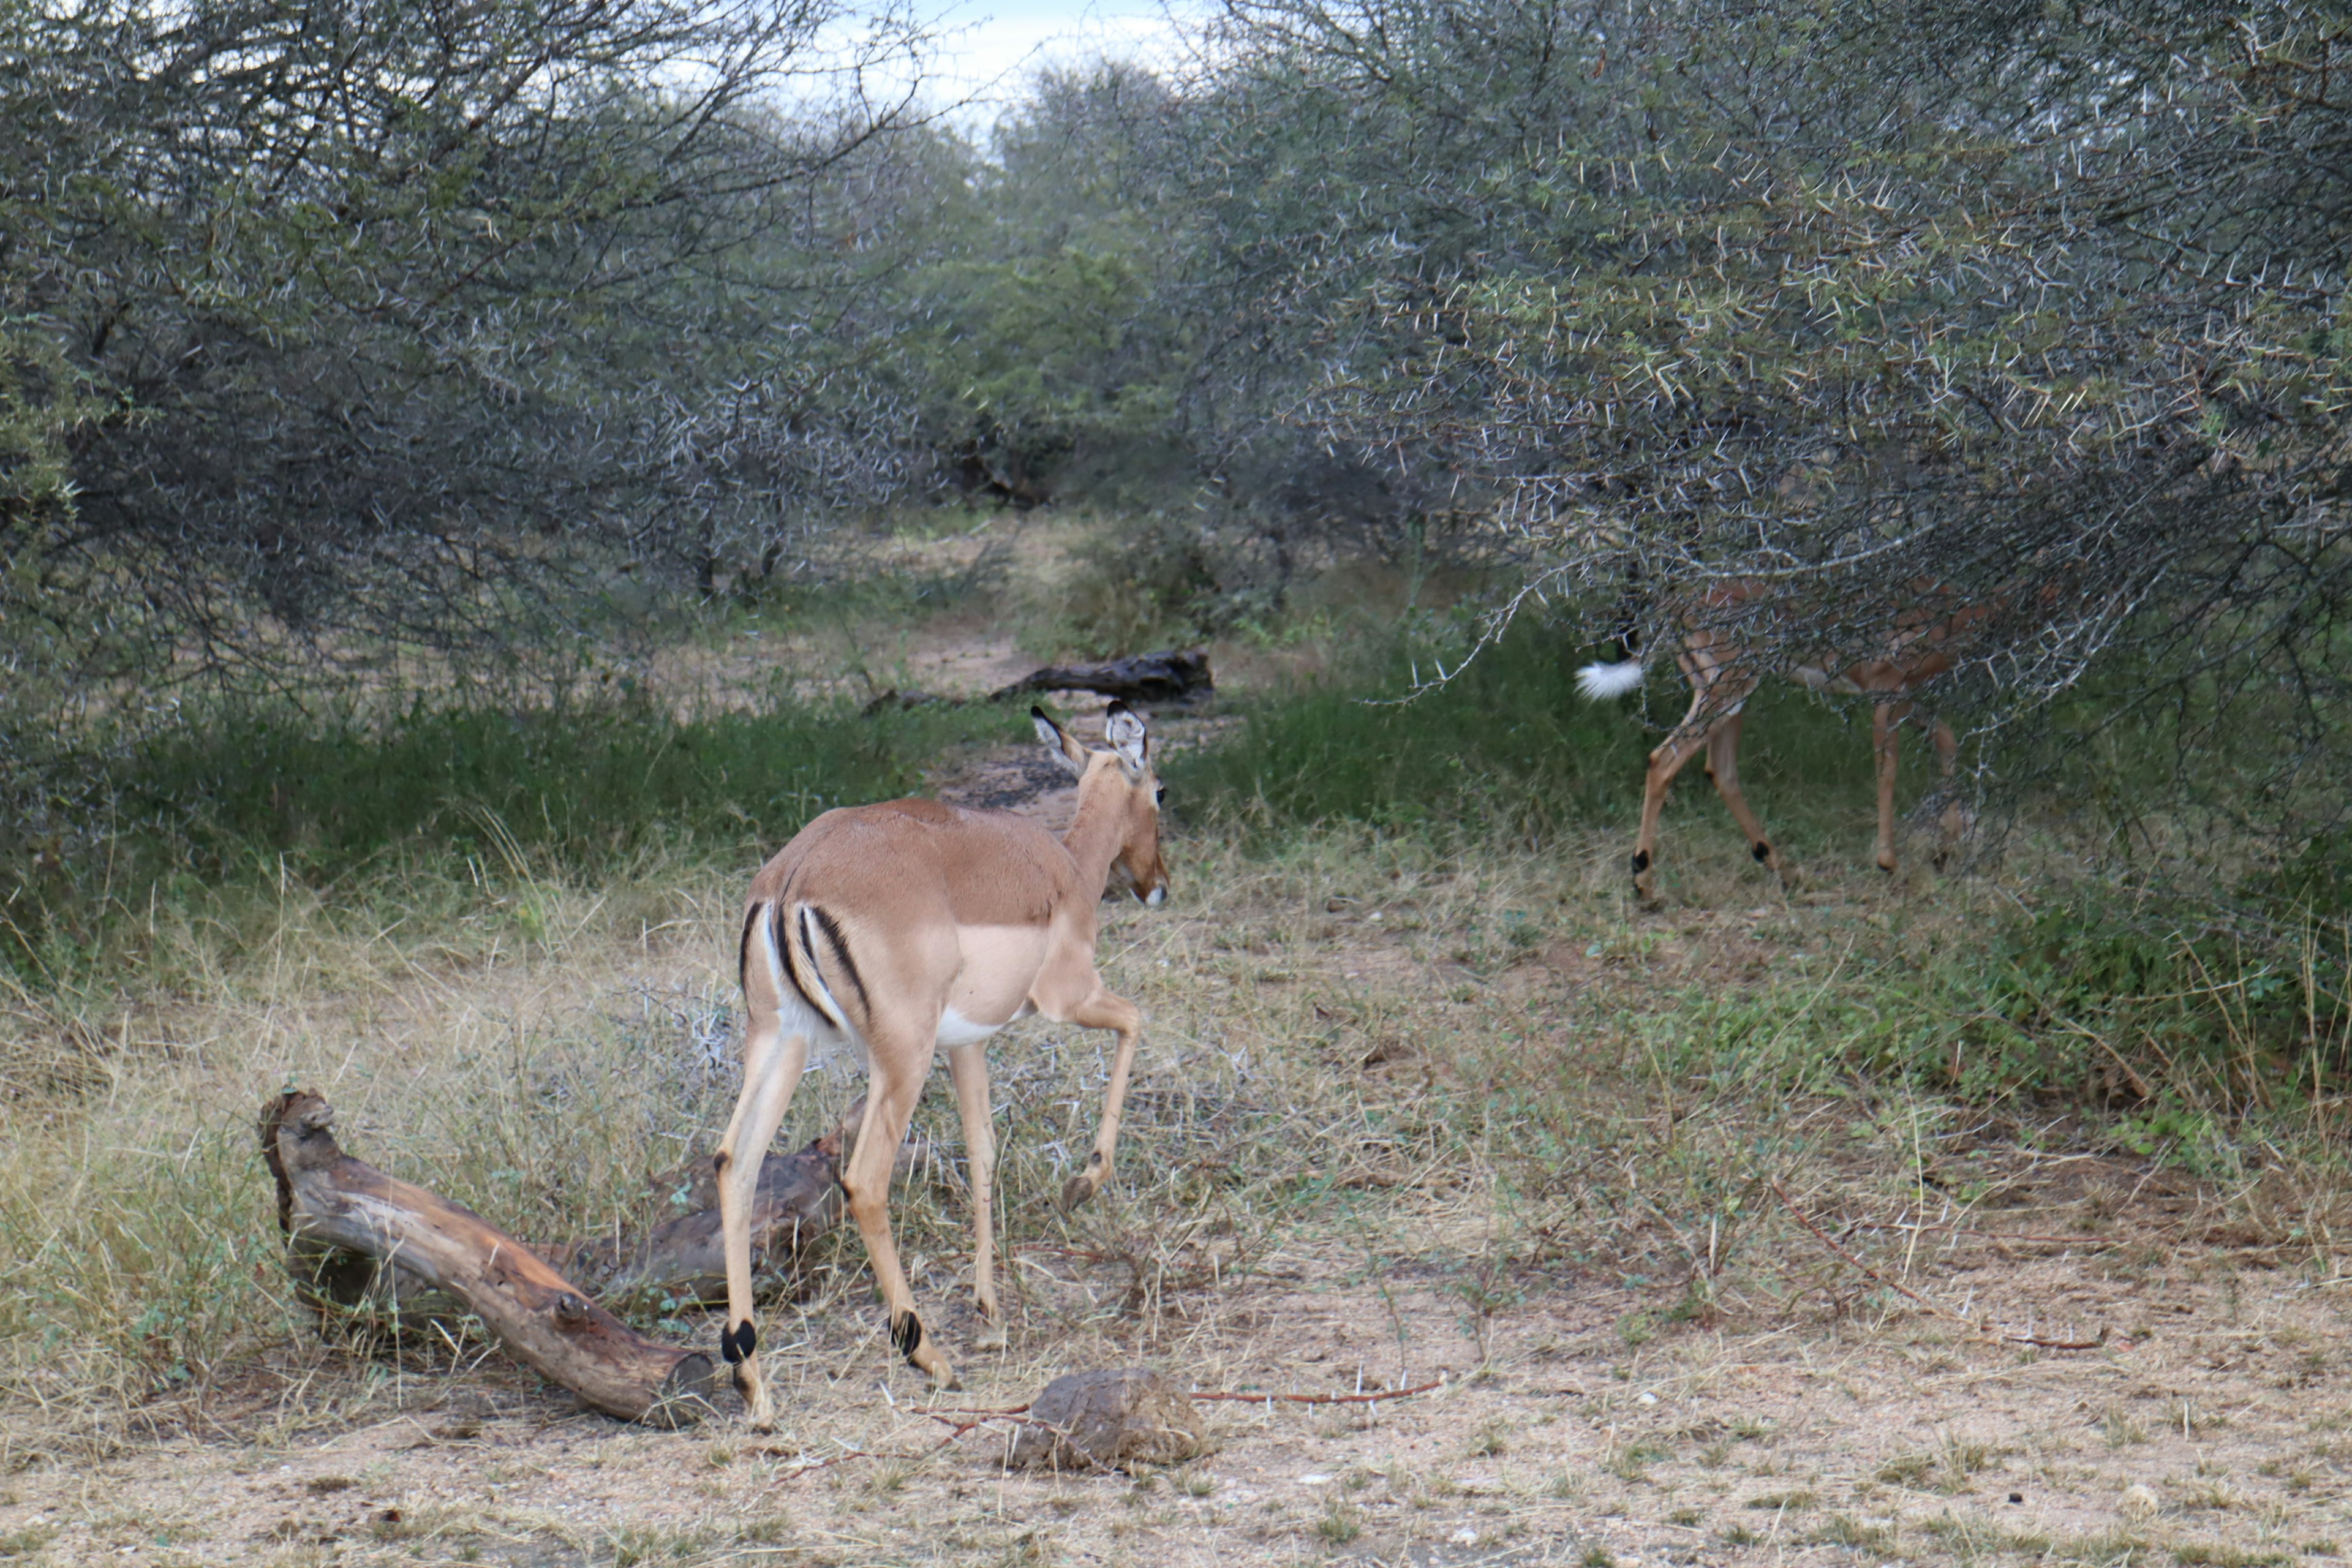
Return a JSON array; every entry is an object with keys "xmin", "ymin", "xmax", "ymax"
[{"xmin": 1155, "ymin": 785, "xmax": 1167, "ymax": 805}]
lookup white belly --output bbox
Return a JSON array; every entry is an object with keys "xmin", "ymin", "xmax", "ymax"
[
  {"xmin": 935, "ymin": 1002, "xmax": 1030, "ymax": 1048},
  {"xmin": 935, "ymin": 1006, "xmax": 998, "ymax": 1047}
]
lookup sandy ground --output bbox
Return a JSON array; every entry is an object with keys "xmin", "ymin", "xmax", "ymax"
[{"xmin": 10, "ymin": 1215, "xmax": 2350, "ymax": 1566}]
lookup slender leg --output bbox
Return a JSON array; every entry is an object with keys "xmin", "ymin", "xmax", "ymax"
[
  {"xmin": 1703, "ymin": 710, "xmax": 1790, "ymax": 888},
  {"xmin": 1634, "ymin": 665, "xmax": 1750, "ymax": 902},
  {"xmin": 1057, "ymin": 986, "xmax": 1144, "ymax": 1210},
  {"xmin": 1929, "ymin": 715, "xmax": 1966, "ymax": 867},
  {"xmin": 840, "ymin": 1029, "xmax": 958, "ymax": 1389},
  {"xmin": 1872, "ymin": 701, "xmax": 1913, "ymax": 873},
  {"xmin": 714, "ymin": 1014, "xmax": 809, "ymax": 1433},
  {"xmin": 944, "ymin": 1041, "xmax": 1005, "ymax": 1350}
]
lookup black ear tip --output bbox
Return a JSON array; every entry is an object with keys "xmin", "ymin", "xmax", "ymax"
[
  {"xmin": 1030, "ymin": 704, "xmax": 1051, "ymax": 723},
  {"xmin": 1106, "ymin": 699, "xmax": 1131, "ymax": 717}
]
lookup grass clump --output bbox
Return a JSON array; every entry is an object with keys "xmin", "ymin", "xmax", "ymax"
[{"xmin": 5, "ymin": 690, "xmax": 1012, "ymax": 990}]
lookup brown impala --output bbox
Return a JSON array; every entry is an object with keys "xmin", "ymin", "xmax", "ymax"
[
  {"xmin": 712, "ymin": 703, "xmax": 1167, "ymax": 1431},
  {"xmin": 1580, "ymin": 579, "xmax": 1985, "ymax": 901}
]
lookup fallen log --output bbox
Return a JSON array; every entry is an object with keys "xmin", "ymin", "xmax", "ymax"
[
  {"xmin": 987, "ymin": 647, "xmax": 1213, "ymax": 706},
  {"xmin": 260, "ymin": 1091, "xmax": 716, "ymax": 1426}
]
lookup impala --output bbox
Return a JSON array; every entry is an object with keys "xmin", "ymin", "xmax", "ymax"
[
  {"xmin": 712, "ymin": 703, "xmax": 1166, "ymax": 1431},
  {"xmin": 1578, "ymin": 579, "xmax": 1985, "ymax": 902}
]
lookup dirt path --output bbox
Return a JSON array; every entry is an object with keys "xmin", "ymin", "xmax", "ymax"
[{"xmin": 12, "ymin": 859, "xmax": 2350, "ymax": 1566}]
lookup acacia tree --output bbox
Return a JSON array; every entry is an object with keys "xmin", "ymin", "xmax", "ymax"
[
  {"xmin": 0, "ymin": 0, "xmax": 938, "ymax": 695},
  {"xmin": 1185, "ymin": 0, "xmax": 2352, "ymax": 888}
]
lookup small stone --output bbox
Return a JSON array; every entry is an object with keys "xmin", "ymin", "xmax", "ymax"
[
  {"xmin": 1298, "ymin": 1474, "xmax": 1334, "ymax": 1485},
  {"xmin": 1007, "ymin": 1368, "xmax": 1207, "ymax": 1471},
  {"xmin": 1450, "ymin": 1528, "xmax": 1479, "ymax": 1545},
  {"xmin": 2120, "ymin": 1483, "xmax": 2160, "ymax": 1521}
]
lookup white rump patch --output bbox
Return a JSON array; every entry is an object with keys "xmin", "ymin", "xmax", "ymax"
[
  {"xmin": 1576, "ymin": 660, "xmax": 1646, "ymax": 700},
  {"xmin": 756, "ymin": 917, "xmax": 862, "ymax": 1075},
  {"xmin": 765, "ymin": 982, "xmax": 863, "ymax": 1076}
]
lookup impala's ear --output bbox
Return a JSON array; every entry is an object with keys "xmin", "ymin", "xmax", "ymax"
[
  {"xmin": 1105, "ymin": 702, "xmax": 1148, "ymax": 779},
  {"xmin": 1031, "ymin": 705, "xmax": 1088, "ymax": 777}
]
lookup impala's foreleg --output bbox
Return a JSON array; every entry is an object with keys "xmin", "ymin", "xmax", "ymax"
[
  {"xmin": 1872, "ymin": 701, "xmax": 1914, "ymax": 873},
  {"xmin": 714, "ymin": 992, "xmax": 810, "ymax": 1432},
  {"xmin": 944, "ymin": 1040, "xmax": 1005, "ymax": 1351},
  {"xmin": 841, "ymin": 1025, "xmax": 959, "ymax": 1390},
  {"xmin": 1701, "ymin": 710, "xmax": 1789, "ymax": 888},
  {"xmin": 1057, "ymin": 986, "xmax": 1144, "ymax": 1210}
]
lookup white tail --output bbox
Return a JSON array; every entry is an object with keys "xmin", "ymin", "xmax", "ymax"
[{"xmin": 1577, "ymin": 658, "xmax": 1647, "ymax": 700}]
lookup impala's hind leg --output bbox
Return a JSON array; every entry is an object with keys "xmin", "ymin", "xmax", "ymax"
[
  {"xmin": 1055, "ymin": 985, "xmax": 1143, "ymax": 1210},
  {"xmin": 1702, "ymin": 711, "xmax": 1789, "ymax": 888},
  {"xmin": 842, "ymin": 1021, "xmax": 958, "ymax": 1390},
  {"xmin": 714, "ymin": 1001, "xmax": 809, "ymax": 1432},
  {"xmin": 1929, "ymin": 714, "xmax": 1967, "ymax": 868},
  {"xmin": 945, "ymin": 1041, "xmax": 1006, "ymax": 1351},
  {"xmin": 1872, "ymin": 701, "xmax": 1915, "ymax": 873}
]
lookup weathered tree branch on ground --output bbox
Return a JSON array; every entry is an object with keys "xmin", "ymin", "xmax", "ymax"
[
  {"xmin": 260, "ymin": 1091, "xmax": 719, "ymax": 1425},
  {"xmin": 863, "ymin": 647, "xmax": 1214, "ymax": 715},
  {"xmin": 987, "ymin": 647, "xmax": 1213, "ymax": 705}
]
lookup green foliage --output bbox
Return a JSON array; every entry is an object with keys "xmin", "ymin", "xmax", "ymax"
[
  {"xmin": 0, "ymin": 0, "xmax": 933, "ymax": 683},
  {"xmin": 891, "ymin": 69, "xmax": 1196, "ymax": 505},
  {"xmin": 131, "ymin": 697, "xmax": 1002, "ymax": 873},
  {"xmin": 2, "ymin": 692, "xmax": 1011, "ymax": 987},
  {"xmin": 1646, "ymin": 884, "xmax": 2345, "ymax": 1140}
]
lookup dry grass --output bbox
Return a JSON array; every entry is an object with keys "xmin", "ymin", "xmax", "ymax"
[
  {"xmin": 7, "ymin": 797, "xmax": 2352, "ymax": 1563},
  {"xmin": 7, "ymin": 534, "xmax": 2352, "ymax": 1562}
]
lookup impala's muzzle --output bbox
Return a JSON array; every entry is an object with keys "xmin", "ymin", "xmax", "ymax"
[{"xmin": 1113, "ymin": 859, "xmax": 1169, "ymax": 906}]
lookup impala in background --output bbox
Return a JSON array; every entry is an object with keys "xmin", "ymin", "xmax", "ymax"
[{"xmin": 1580, "ymin": 579, "xmax": 1985, "ymax": 902}]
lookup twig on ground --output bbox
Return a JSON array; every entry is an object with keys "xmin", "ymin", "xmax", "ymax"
[
  {"xmin": 1848, "ymin": 1219, "xmax": 2122, "ymax": 1247},
  {"xmin": 1191, "ymin": 1379, "xmax": 1443, "ymax": 1405},
  {"xmin": 1773, "ymin": 1181, "xmax": 2109, "ymax": 1352}
]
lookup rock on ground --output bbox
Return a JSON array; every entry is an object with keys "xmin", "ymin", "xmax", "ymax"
[{"xmin": 1007, "ymin": 1368, "xmax": 1208, "ymax": 1471}]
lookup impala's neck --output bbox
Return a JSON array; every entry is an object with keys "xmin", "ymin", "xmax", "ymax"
[{"xmin": 1061, "ymin": 764, "xmax": 1131, "ymax": 895}]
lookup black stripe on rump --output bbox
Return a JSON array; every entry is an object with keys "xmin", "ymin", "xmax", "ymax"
[
  {"xmin": 807, "ymin": 906, "xmax": 871, "ymax": 1016},
  {"xmin": 775, "ymin": 902, "xmax": 829, "ymax": 1018},
  {"xmin": 737, "ymin": 904, "xmax": 763, "ymax": 995}
]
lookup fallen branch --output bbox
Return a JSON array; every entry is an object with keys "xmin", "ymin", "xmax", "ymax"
[
  {"xmin": 1189, "ymin": 1378, "xmax": 1444, "ymax": 1406},
  {"xmin": 1773, "ymin": 1180, "xmax": 2109, "ymax": 1352},
  {"xmin": 987, "ymin": 648, "xmax": 1214, "ymax": 706},
  {"xmin": 260, "ymin": 1091, "xmax": 717, "ymax": 1425}
]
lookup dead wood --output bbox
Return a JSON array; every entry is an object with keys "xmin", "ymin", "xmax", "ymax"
[
  {"xmin": 989, "ymin": 647, "xmax": 1213, "ymax": 706},
  {"xmin": 861, "ymin": 648, "xmax": 1213, "ymax": 716},
  {"xmin": 259, "ymin": 1091, "xmax": 717, "ymax": 1426},
  {"xmin": 550, "ymin": 1140, "xmax": 844, "ymax": 1305}
]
